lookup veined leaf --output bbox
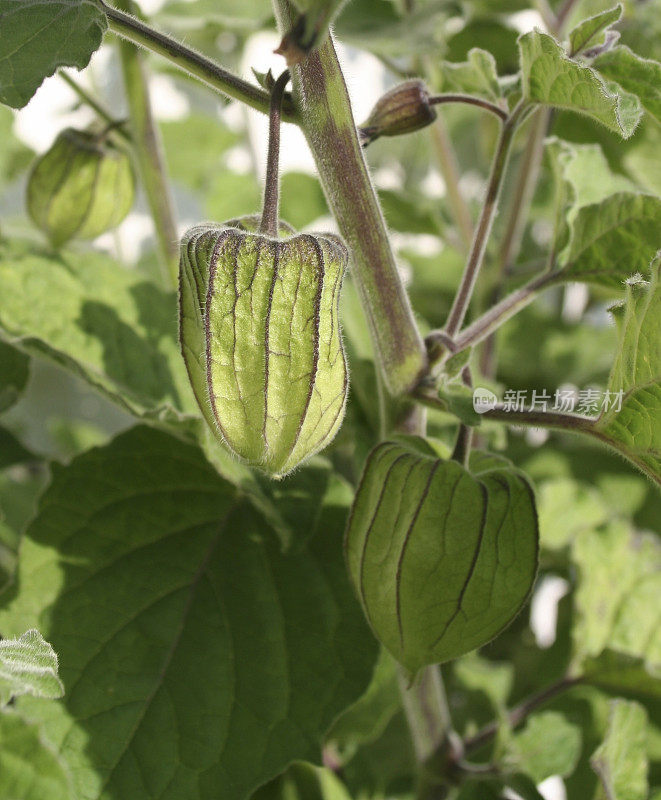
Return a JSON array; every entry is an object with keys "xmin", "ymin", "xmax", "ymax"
[
  {"xmin": 0, "ymin": 0, "xmax": 107, "ymax": 108},
  {"xmin": 0, "ymin": 629, "xmax": 63, "ymax": 705},
  {"xmin": 594, "ymin": 45, "xmax": 661, "ymax": 125},
  {"xmin": 436, "ymin": 47, "xmax": 502, "ymax": 103},
  {"xmin": 591, "ymin": 700, "xmax": 649, "ymax": 800},
  {"xmin": 593, "ymin": 261, "xmax": 661, "ymax": 483},
  {"xmin": 0, "ymin": 710, "xmax": 72, "ymax": 800},
  {"xmin": 0, "ymin": 240, "xmax": 197, "ymax": 426},
  {"xmin": 557, "ymin": 192, "xmax": 661, "ymax": 288},
  {"xmin": 0, "ymin": 425, "xmax": 377, "ymax": 800},
  {"xmin": 568, "ymin": 5, "xmax": 622, "ymax": 58},
  {"xmin": 518, "ymin": 29, "xmax": 641, "ymax": 138}
]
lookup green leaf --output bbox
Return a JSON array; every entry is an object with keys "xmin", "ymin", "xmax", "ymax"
[
  {"xmin": 591, "ymin": 699, "xmax": 649, "ymax": 800},
  {"xmin": 436, "ymin": 47, "xmax": 502, "ymax": 103},
  {"xmin": 557, "ymin": 192, "xmax": 661, "ymax": 287},
  {"xmin": 537, "ymin": 478, "xmax": 609, "ymax": 550},
  {"xmin": 518, "ymin": 29, "xmax": 642, "ymax": 138},
  {"xmin": 506, "ymin": 711, "xmax": 582, "ymax": 783},
  {"xmin": 0, "ymin": 426, "xmax": 34, "ymax": 470},
  {"xmin": 0, "ymin": 339, "xmax": 30, "ymax": 412},
  {"xmin": 161, "ymin": 113, "xmax": 240, "ymax": 193},
  {"xmin": 0, "ymin": 240, "xmax": 197, "ymax": 425},
  {"xmin": 0, "ymin": 425, "xmax": 377, "ymax": 800},
  {"xmin": 280, "ymin": 171, "xmax": 329, "ymax": 229},
  {"xmin": 594, "ymin": 46, "xmax": 661, "ymax": 125},
  {"xmin": 0, "ymin": 0, "xmax": 107, "ymax": 109},
  {"xmin": 453, "ymin": 652, "xmax": 513, "ymax": 711},
  {"xmin": 593, "ymin": 261, "xmax": 661, "ymax": 483},
  {"xmin": 327, "ymin": 648, "xmax": 400, "ymax": 753},
  {"xmin": 0, "ymin": 629, "xmax": 63, "ymax": 705},
  {"xmin": 572, "ymin": 520, "xmax": 661, "ymax": 665},
  {"xmin": 582, "ymin": 650, "xmax": 661, "ymax": 700},
  {"xmin": 345, "ymin": 441, "xmax": 538, "ymax": 673},
  {"xmin": 0, "ymin": 710, "xmax": 72, "ymax": 800},
  {"xmin": 252, "ymin": 762, "xmax": 352, "ymax": 800},
  {"xmin": 568, "ymin": 5, "xmax": 622, "ymax": 57}
]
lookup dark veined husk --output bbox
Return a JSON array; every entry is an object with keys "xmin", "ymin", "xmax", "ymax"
[{"xmin": 179, "ymin": 215, "xmax": 349, "ymax": 477}]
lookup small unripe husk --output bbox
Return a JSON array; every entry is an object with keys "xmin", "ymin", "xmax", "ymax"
[
  {"xmin": 26, "ymin": 128, "xmax": 134, "ymax": 247},
  {"xmin": 359, "ymin": 80, "xmax": 437, "ymax": 146}
]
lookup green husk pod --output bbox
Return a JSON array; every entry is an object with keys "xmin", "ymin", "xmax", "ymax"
[
  {"xmin": 26, "ymin": 127, "xmax": 135, "ymax": 247},
  {"xmin": 179, "ymin": 215, "xmax": 349, "ymax": 478},
  {"xmin": 359, "ymin": 80, "xmax": 437, "ymax": 146},
  {"xmin": 345, "ymin": 440, "xmax": 539, "ymax": 674}
]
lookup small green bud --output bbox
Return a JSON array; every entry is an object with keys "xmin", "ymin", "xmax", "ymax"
[
  {"xmin": 26, "ymin": 128, "xmax": 135, "ymax": 247},
  {"xmin": 179, "ymin": 215, "xmax": 349, "ymax": 478},
  {"xmin": 359, "ymin": 80, "xmax": 437, "ymax": 146},
  {"xmin": 345, "ymin": 441, "xmax": 538, "ymax": 674}
]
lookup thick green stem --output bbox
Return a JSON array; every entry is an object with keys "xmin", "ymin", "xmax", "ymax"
[
  {"xmin": 272, "ymin": 3, "xmax": 427, "ymax": 397},
  {"xmin": 101, "ymin": 2, "xmax": 297, "ymax": 121},
  {"xmin": 114, "ymin": 1, "xmax": 179, "ymax": 285},
  {"xmin": 443, "ymin": 102, "xmax": 527, "ymax": 338}
]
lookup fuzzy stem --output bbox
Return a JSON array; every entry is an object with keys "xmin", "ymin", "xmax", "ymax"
[
  {"xmin": 272, "ymin": 4, "xmax": 427, "ymax": 397},
  {"xmin": 443, "ymin": 101, "xmax": 527, "ymax": 338},
  {"xmin": 114, "ymin": 0, "xmax": 178, "ymax": 285},
  {"xmin": 102, "ymin": 1, "xmax": 296, "ymax": 122},
  {"xmin": 259, "ymin": 70, "xmax": 290, "ymax": 237},
  {"xmin": 429, "ymin": 94, "xmax": 508, "ymax": 122},
  {"xmin": 59, "ymin": 71, "xmax": 130, "ymax": 140},
  {"xmin": 451, "ymin": 270, "xmax": 559, "ymax": 352}
]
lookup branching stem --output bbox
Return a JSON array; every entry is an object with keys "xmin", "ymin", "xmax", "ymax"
[
  {"xmin": 463, "ymin": 676, "xmax": 579, "ymax": 755},
  {"xmin": 101, "ymin": 1, "xmax": 297, "ymax": 122},
  {"xmin": 443, "ymin": 101, "xmax": 528, "ymax": 338}
]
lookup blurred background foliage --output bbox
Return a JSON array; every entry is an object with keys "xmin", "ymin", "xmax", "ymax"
[{"xmin": 1, "ymin": 0, "xmax": 660, "ymax": 798}]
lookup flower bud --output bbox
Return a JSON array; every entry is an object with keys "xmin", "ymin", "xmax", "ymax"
[
  {"xmin": 26, "ymin": 128, "xmax": 135, "ymax": 247},
  {"xmin": 179, "ymin": 215, "xmax": 348, "ymax": 477},
  {"xmin": 344, "ymin": 440, "xmax": 538, "ymax": 673},
  {"xmin": 359, "ymin": 80, "xmax": 437, "ymax": 146}
]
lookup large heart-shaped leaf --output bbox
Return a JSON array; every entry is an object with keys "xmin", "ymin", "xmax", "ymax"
[
  {"xmin": 345, "ymin": 441, "xmax": 538, "ymax": 674},
  {"xmin": 0, "ymin": 425, "xmax": 377, "ymax": 800},
  {"xmin": 0, "ymin": 240, "xmax": 196, "ymax": 426}
]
